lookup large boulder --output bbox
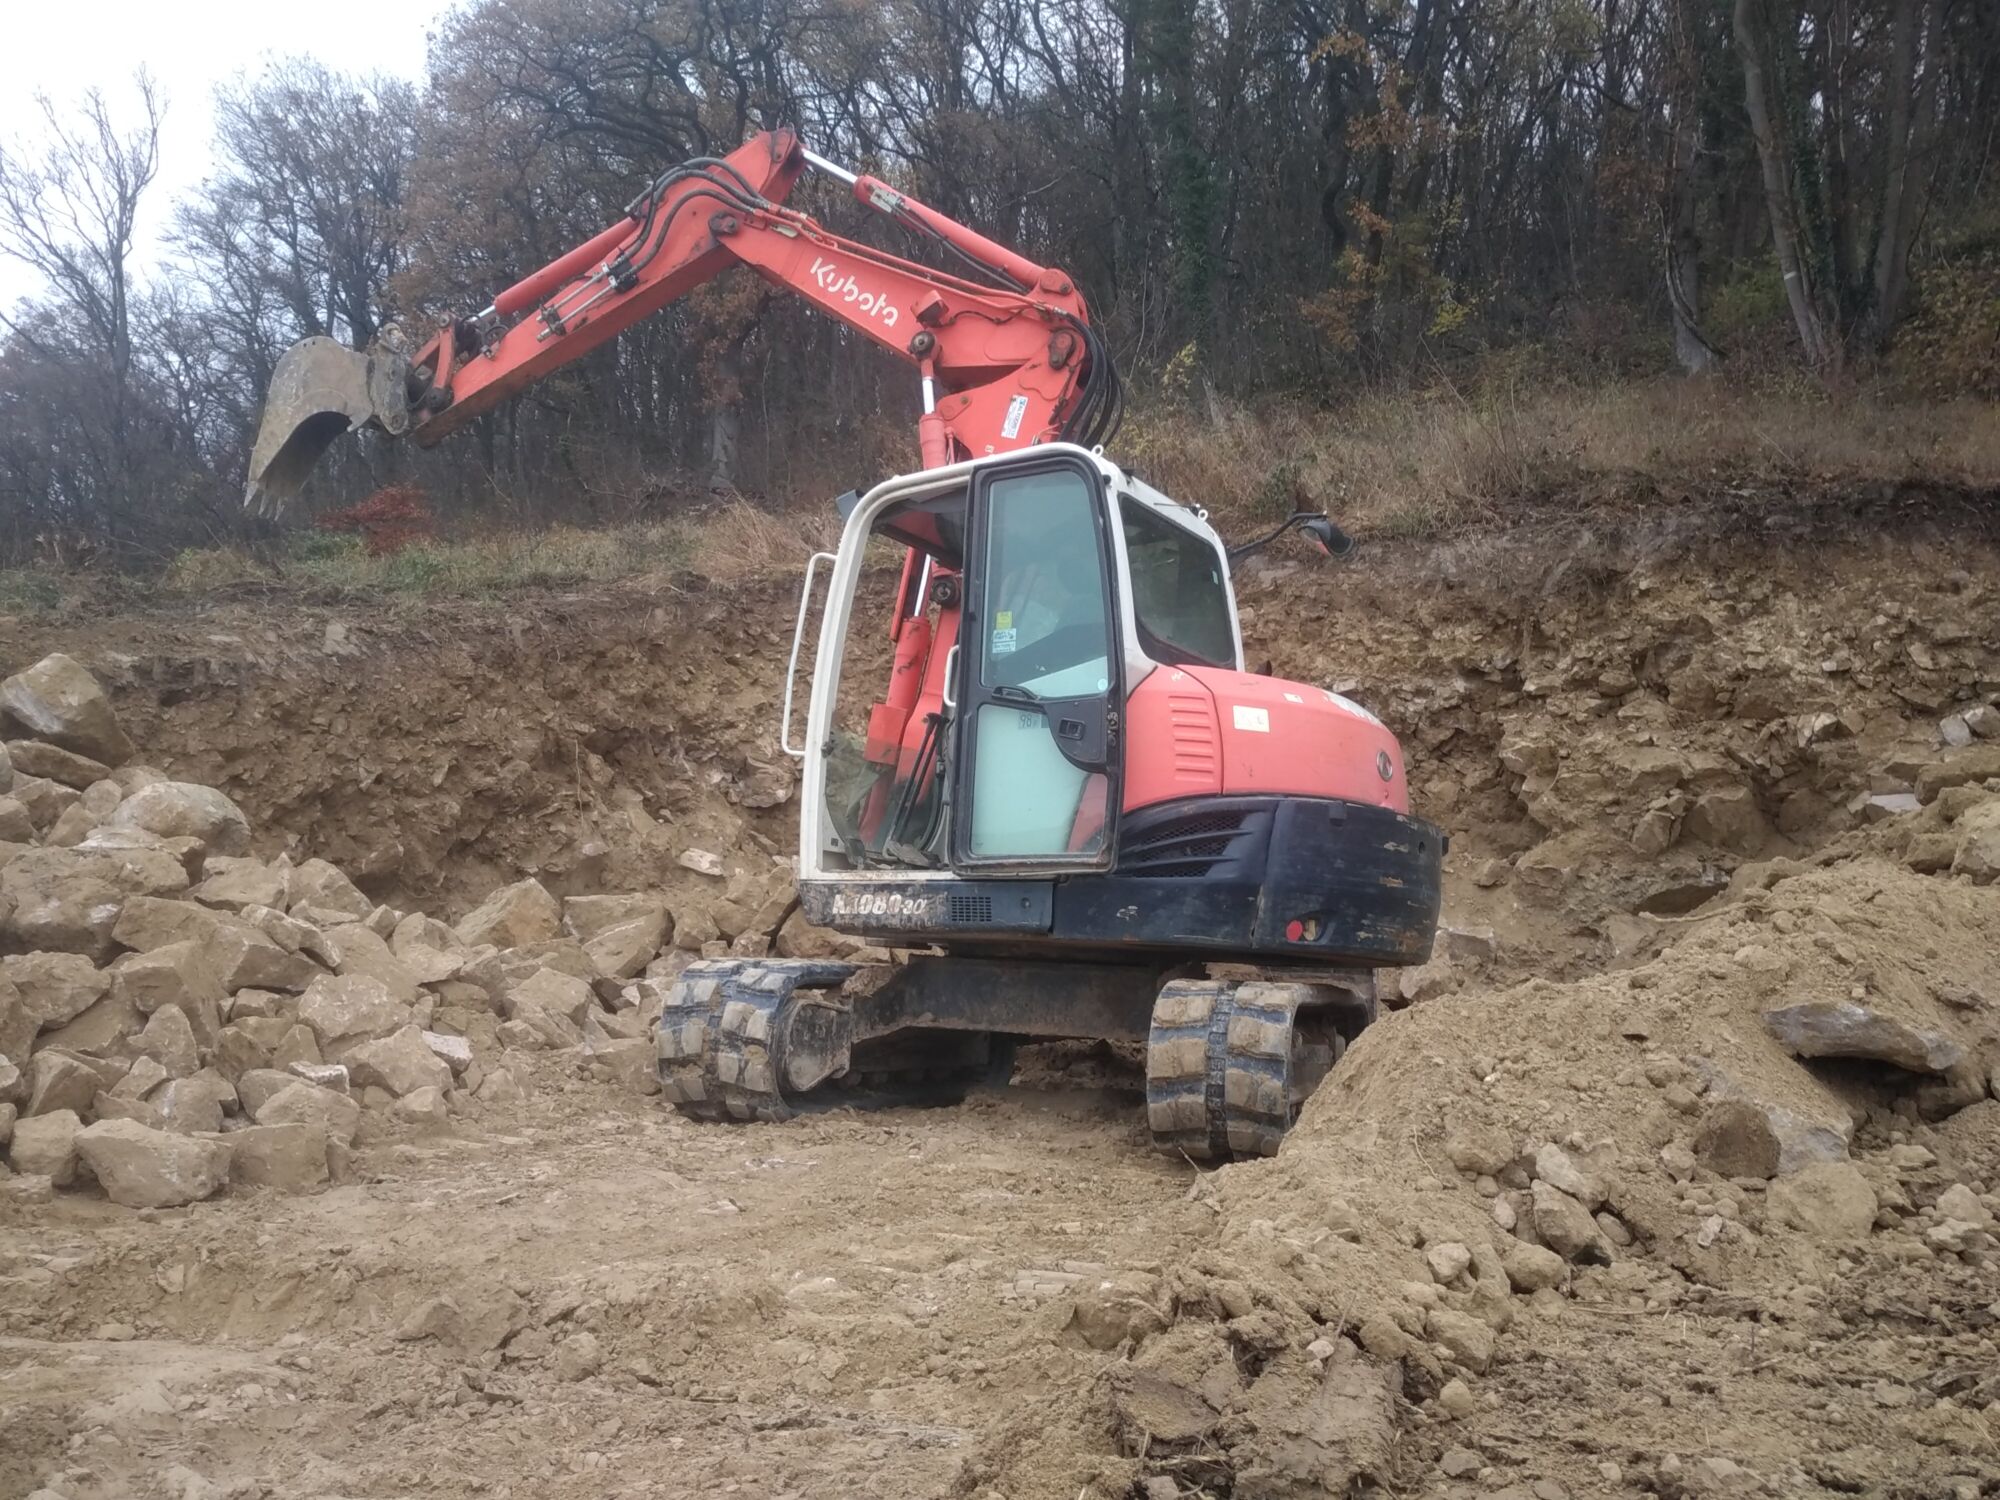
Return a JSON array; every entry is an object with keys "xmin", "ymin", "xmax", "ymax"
[
  {"xmin": 316, "ymin": 923, "xmax": 421, "ymax": 1005},
  {"xmin": 111, "ymin": 940, "xmax": 226, "ymax": 1017},
  {"xmin": 6, "ymin": 740, "xmax": 111, "ymax": 790},
  {"xmin": 9, "ymin": 1107, "xmax": 82, "ymax": 1185},
  {"xmin": 286, "ymin": 858, "xmax": 372, "ymax": 921},
  {"xmin": 109, "ymin": 782, "xmax": 252, "ymax": 856},
  {"xmin": 23, "ymin": 1050, "xmax": 103, "ymax": 1116},
  {"xmin": 340, "ymin": 1024, "xmax": 452, "ymax": 1097},
  {"xmin": 227, "ymin": 1122, "xmax": 328, "ymax": 1193},
  {"xmin": 2, "ymin": 952, "xmax": 110, "ymax": 1029},
  {"xmin": 1762, "ymin": 1000, "xmax": 1965, "ymax": 1075},
  {"xmin": 455, "ymin": 878, "xmax": 561, "ymax": 950},
  {"xmin": 0, "ymin": 654, "xmax": 134, "ymax": 765},
  {"xmin": 75, "ymin": 1118, "xmax": 231, "ymax": 1207},
  {"xmin": 254, "ymin": 1080, "xmax": 360, "ymax": 1147},
  {"xmin": 298, "ymin": 973, "xmax": 411, "ymax": 1048},
  {"xmin": 1, "ymin": 846, "xmax": 191, "ymax": 959},
  {"xmin": 191, "ymin": 856, "xmax": 291, "ymax": 911}
]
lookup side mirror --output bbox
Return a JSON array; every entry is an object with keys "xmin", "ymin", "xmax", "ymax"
[{"xmin": 1300, "ymin": 516, "xmax": 1355, "ymax": 559}]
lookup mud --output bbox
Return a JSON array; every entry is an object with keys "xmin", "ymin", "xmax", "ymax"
[{"xmin": 5, "ymin": 489, "xmax": 2000, "ymax": 1499}]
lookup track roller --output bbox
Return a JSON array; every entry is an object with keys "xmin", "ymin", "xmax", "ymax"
[{"xmin": 1144, "ymin": 980, "xmax": 1352, "ymax": 1161}]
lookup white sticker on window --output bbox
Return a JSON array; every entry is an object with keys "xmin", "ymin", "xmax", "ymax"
[
  {"xmin": 1232, "ymin": 705, "xmax": 1270, "ymax": 733},
  {"xmin": 1001, "ymin": 394, "xmax": 1029, "ymax": 440},
  {"xmin": 991, "ymin": 628, "xmax": 1017, "ymax": 656}
]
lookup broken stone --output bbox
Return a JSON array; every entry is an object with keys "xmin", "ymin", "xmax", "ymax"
[
  {"xmin": 1940, "ymin": 714, "xmax": 1975, "ymax": 748},
  {"xmin": 1692, "ymin": 1100, "xmax": 1780, "ymax": 1179},
  {"xmin": 152, "ymin": 1071, "xmax": 235, "ymax": 1134},
  {"xmin": 270, "ymin": 1024, "xmax": 322, "ymax": 1072},
  {"xmin": 555, "ymin": 1330, "xmax": 604, "ymax": 1381},
  {"xmin": 1440, "ymin": 1447, "xmax": 1482, "ymax": 1479},
  {"xmin": 562, "ymin": 893, "xmax": 671, "ymax": 946},
  {"xmin": 0, "ymin": 796, "xmax": 33, "ymax": 843},
  {"xmin": 1916, "ymin": 747, "xmax": 2000, "ymax": 802},
  {"xmin": 109, "ymin": 895, "xmax": 236, "ymax": 952},
  {"xmin": 109, "ymin": 782, "xmax": 251, "ymax": 855},
  {"xmin": 584, "ymin": 915, "xmax": 668, "ymax": 981},
  {"xmin": 316, "ymin": 922, "xmax": 421, "ymax": 1004},
  {"xmin": 393, "ymin": 1085, "xmax": 450, "ymax": 1128},
  {"xmin": 228, "ymin": 1121, "xmax": 328, "ymax": 1192},
  {"xmin": 1425, "ymin": 1240, "xmax": 1472, "ymax": 1284},
  {"xmin": 1532, "ymin": 1144, "xmax": 1607, "ymax": 1209},
  {"xmin": 1427, "ymin": 1307, "xmax": 1495, "ymax": 1373},
  {"xmin": 5, "ymin": 740, "xmax": 110, "ymax": 791},
  {"xmin": 394, "ymin": 1287, "xmax": 529, "ymax": 1353},
  {"xmin": 1531, "ymin": 1180, "xmax": 1609, "ymax": 1263},
  {"xmin": 288, "ymin": 1060, "xmax": 349, "ymax": 1092},
  {"xmin": 9, "ymin": 1107, "xmax": 82, "ymax": 1185},
  {"xmin": 339, "ymin": 1025, "xmax": 451, "ymax": 1098},
  {"xmin": 234, "ymin": 1068, "xmax": 300, "ymax": 1117},
  {"xmin": 1684, "ymin": 786, "xmax": 1770, "ymax": 853},
  {"xmin": 111, "ymin": 1054, "xmax": 168, "ymax": 1101},
  {"xmin": 298, "ymin": 973, "xmax": 411, "ymax": 1048},
  {"xmin": 1964, "ymin": 703, "xmax": 2000, "ymax": 739},
  {"xmin": 1951, "ymin": 800, "xmax": 2000, "ymax": 883},
  {"xmin": 242, "ymin": 903, "xmax": 319, "ymax": 954},
  {"xmin": 286, "ymin": 858, "xmax": 372, "ymax": 920},
  {"xmin": 255, "ymin": 1080, "xmax": 361, "ymax": 1147},
  {"xmin": 76, "ymin": 1118, "xmax": 231, "ymax": 1207},
  {"xmin": 2, "ymin": 846, "xmax": 189, "ymax": 958},
  {"xmin": 0, "ymin": 654, "xmax": 134, "ymax": 765},
  {"xmin": 24, "ymin": 1051, "xmax": 100, "ymax": 1116},
  {"xmin": 454, "ymin": 877, "xmax": 561, "ymax": 950},
  {"xmin": 1763, "ymin": 1000, "xmax": 1965, "ymax": 1075},
  {"xmin": 1768, "ymin": 1161, "xmax": 1876, "ymax": 1241},
  {"xmin": 111, "ymin": 940, "xmax": 226, "ymax": 1019},
  {"xmin": 209, "ymin": 925, "xmax": 320, "ymax": 993},
  {"xmin": 191, "ymin": 856, "xmax": 290, "ymax": 911},
  {"xmin": 1500, "ymin": 1239, "xmax": 1566, "ymax": 1292},
  {"xmin": 4, "ymin": 951, "xmax": 110, "ymax": 1028},
  {"xmin": 678, "ymin": 848, "xmax": 726, "ymax": 878},
  {"xmin": 134, "ymin": 1005, "xmax": 201, "ymax": 1079}
]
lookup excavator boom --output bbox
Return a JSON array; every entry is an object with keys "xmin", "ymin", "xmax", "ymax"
[{"xmin": 244, "ymin": 130, "xmax": 1118, "ymax": 511}]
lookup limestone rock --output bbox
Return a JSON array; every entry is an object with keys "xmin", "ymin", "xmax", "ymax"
[
  {"xmin": 1951, "ymin": 800, "xmax": 2000, "ymax": 882},
  {"xmin": 4, "ymin": 952, "xmax": 110, "ymax": 1028},
  {"xmin": 112, "ymin": 941, "xmax": 226, "ymax": 1018},
  {"xmin": 286, "ymin": 858, "xmax": 372, "ymax": 920},
  {"xmin": 209, "ymin": 925, "xmax": 320, "ymax": 994},
  {"xmin": 299, "ymin": 974, "xmax": 410, "ymax": 1048},
  {"xmin": 109, "ymin": 782, "xmax": 251, "ymax": 855},
  {"xmin": 152, "ymin": 1071, "xmax": 236, "ymax": 1134},
  {"xmin": 1692, "ymin": 1100, "xmax": 1781, "ymax": 1179},
  {"xmin": 5, "ymin": 740, "xmax": 110, "ymax": 790},
  {"xmin": 455, "ymin": 878, "xmax": 561, "ymax": 950},
  {"xmin": 317, "ymin": 922, "xmax": 421, "ymax": 1004},
  {"xmin": 135, "ymin": 1004, "xmax": 201, "ymax": 1079},
  {"xmin": 110, "ymin": 895, "xmax": 238, "ymax": 952},
  {"xmin": 191, "ymin": 856, "xmax": 291, "ymax": 911},
  {"xmin": 1531, "ymin": 1180, "xmax": 1609, "ymax": 1263},
  {"xmin": 0, "ymin": 654, "xmax": 134, "ymax": 764},
  {"xmin": 1916, "ymin": 747, "xmax": 2000, "ymax": 803},
  {"xmin": 1425, "ymin": 1240, "xmax": 1472, "ymax": 1284},
  {"xmin": 507, "ymin": 966, "xmax": 592, "ymax": 1027},
  {"xmin": 1763, "ymin": 1000, "xmax": 1964, "ymax": 1074},
  {"xmin": 227, "ymin": 1122, "xmax": 328, "ymax": 1193},
  {"xmin": 562, "ymin": 893, "xmax": 669, "ymax": 945},
  {"xmin": 1935, "ymin": 1183, "xmax": 1991, "ymax": 1225},
  {"xmin": 1532, "ymin": 1144, "xmax": 1606, "ymax": 1209},
  {"xmin": 24, "ymin": 1050, "xmax": 100, "ymax": 1116},
  {"xmin": 1965, "ymin": 703, "xmax": 2000, "ymax": 740},
  {"xmin": 340, "ymin": 1024, "xmax": 451, "ymax": 1097},
  {"xmin": 1684, "ymin": 785, "xmax": 1769, "ymax": 853},
  {"xmin": 421, "ymin": 1030, "xmax": 473, "ymax": 1074},
  {"xmin": 554, "ymin": 1330, "xmax": 604, "ymax": 1381},
  {"xmin": 393, "ymin": 1085, "xmax": 450, "ymax": 1127},
  {"xmin": 1501, "ymin": 1240, "xmax": 1567, "ymax": 1292},
  {"xmin": 254, "ymin": 1080, "xmax": 360, "ymax": 1147},
  {"xmin": 1427, "ymin": 1307, "xmax": 1497, "ymax": 1373},
  {"xmin": 1767, "ymin": 1161, "xmax": 1876, "ymax": 1241},
  {"xmin": 590, "ymin": 1036, "xmax": 660, "ymax": 1096},
  {"xmin": 236, "ymin": 1068, "xmax": 301, "ymax": 1117},
  {"xmin": 2, "ymin": 846, "xmax": 190, "ymax": 958},
  {"xmin": 0, "ymin": 796, "xmax": 34, "ymax": 843},
  {"xmin": 76, "ymin": 1118, "xmax": 231, "ymax": 1207},
  {"xmin": 9, "ymin": 1107, "xmax": 82, "ymax": 1185},
  {"xmin": 583, "ymin": 916, "xmax": 667, "ymax": 981}
]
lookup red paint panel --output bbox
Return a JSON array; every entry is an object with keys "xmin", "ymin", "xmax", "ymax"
[
  {"xmin": 1122, "ymin": 666, "xmax": 1409, "ymax": 814},
  {"xmin": 1123, "ymin": 670, "xmax": 1224, "ymax": 810}
]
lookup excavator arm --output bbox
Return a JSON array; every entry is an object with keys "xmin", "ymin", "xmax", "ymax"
[{"xmin": 245, "ymin": 129, "xmax": 1121, "ymax": 510}]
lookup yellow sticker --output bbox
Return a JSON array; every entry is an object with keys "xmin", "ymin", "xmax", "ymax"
[{"xmin": 995, "ymin": 610, "xmax": 1013, "ymax": 629}]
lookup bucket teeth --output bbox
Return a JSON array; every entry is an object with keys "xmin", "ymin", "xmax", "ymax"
[{"xmin": 243, "ymin": 336, "xmax": 413, "ymax": 515}]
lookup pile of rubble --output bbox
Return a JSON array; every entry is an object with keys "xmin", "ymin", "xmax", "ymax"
[{"xmin": 0, "ymin": 652, "xmax": 775, "ymax": 1211}]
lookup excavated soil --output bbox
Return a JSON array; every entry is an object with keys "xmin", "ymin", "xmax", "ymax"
[{"xmin": 5, "ymin": 481, "xmax": 2000, "ymax": 1500}]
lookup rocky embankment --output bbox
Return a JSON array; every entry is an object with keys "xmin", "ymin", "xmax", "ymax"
[{"xmin": 0, "ymin": 653, "xmax": 809, "ymax": 1211}]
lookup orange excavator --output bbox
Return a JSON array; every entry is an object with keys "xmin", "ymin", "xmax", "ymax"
[{"xmin": 248, "ymin": 129, "xmax": 1442, "ymax": 1159}]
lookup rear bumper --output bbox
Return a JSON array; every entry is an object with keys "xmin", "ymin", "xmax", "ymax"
[{"xmin": 799, "ymin": 795, "xmax": 1444, "ymax": 967}]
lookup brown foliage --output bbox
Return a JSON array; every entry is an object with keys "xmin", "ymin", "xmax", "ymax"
[{"xmin": 315, "ymin": 486, "xmax": 437, "ymax": 555}]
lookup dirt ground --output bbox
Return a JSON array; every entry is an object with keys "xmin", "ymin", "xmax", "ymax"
[{"xmin": 4, "ymin": 482, "xmax": 2000, "ymax": 1499}]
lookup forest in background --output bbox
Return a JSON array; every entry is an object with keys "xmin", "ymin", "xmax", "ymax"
[{"xmin": 0, "ymin": 0, "xmax": 1996, "ymax": 570}]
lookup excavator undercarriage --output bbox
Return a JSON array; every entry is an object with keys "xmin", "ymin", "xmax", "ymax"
[{"xmin": 655, "ymin": 955, "xmax": 1375, "ymax": 1159}]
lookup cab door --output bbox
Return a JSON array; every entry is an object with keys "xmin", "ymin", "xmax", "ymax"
[{"xmin": 950, "ymin": 456, "xmax": 1122, "ymax": 871}]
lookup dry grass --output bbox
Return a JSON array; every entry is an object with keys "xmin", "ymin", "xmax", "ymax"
[
  {"xmin": 1120, "ymin": 377, "xmax": 2000, "ymax": 539},
  {"xmin": 683, "ymin": 499, "xmax": 845, "ymax": 583}
]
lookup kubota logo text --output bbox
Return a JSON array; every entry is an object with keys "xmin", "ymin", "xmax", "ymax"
[{"xmin": 810, "ymin": 258, "xmax": 899, "ymax": 328}]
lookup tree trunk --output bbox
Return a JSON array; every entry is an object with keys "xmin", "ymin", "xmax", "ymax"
[
  {"xmin": 1665, "ymin": 0, "xmax": 1719, "ymax": 373},
  {"xmin": 1733, "ymin": 0, "xmax": 1834, "ymax": 368},
  {"xmin": 1869, "ymin": 0, "xmax": 1943, "ymax": 345}
]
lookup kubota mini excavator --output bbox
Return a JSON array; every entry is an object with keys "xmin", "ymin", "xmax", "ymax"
[{"xmin": 246, "ymin": 128, "xmax": 1443, "ymax": 1159}]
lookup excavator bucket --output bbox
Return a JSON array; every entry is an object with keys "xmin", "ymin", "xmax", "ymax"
[{"xmin": 243, "ymin": 337, "xmax": 414, "ymax": 514}]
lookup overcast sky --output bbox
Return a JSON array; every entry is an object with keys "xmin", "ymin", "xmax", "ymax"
[{"xmin": 0, "ymin": 0, "xmax": 454, "ymax": 306}]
